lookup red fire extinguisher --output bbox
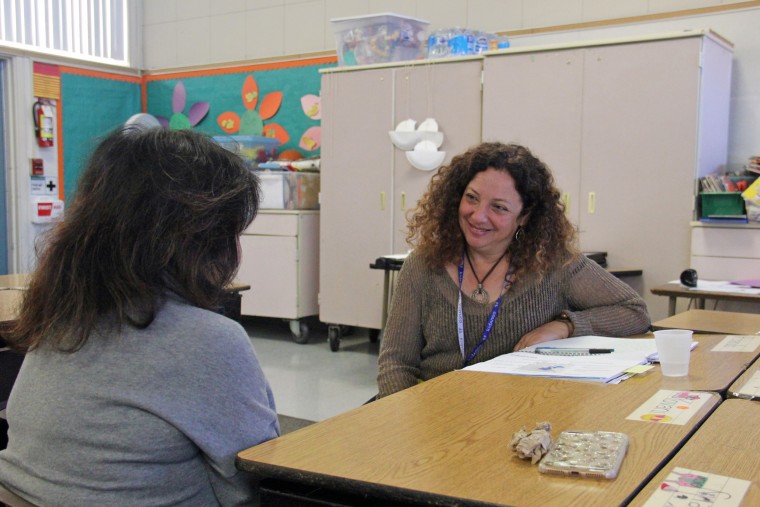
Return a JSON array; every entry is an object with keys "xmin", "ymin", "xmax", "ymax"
[{"xmin": 33, "ymin": 99, "xmax": 54, "ymax": 147}]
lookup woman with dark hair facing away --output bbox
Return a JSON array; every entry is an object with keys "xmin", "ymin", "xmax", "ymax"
[
  {"xmin": 0, "ymin": 128, "xmax": 279, "ymax": 505},
  {"xmin": 377, "ymin": 142, "xmax": 650, "ymax": 398}
]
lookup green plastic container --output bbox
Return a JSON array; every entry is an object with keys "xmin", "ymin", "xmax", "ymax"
[{"xmin": 700, "ymin": 192, "xmax": 745, "ymax": 217}]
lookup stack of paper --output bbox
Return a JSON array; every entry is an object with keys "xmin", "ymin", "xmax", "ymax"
[{"xmin": 462, "ymin": 336, "xmax": 657, "ymax": 383}]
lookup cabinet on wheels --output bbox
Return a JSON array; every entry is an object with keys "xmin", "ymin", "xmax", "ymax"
[
  {"xmin": 481, "ymin": 31, "xmax": 732, "ymax": 321},
  {"xmin": 319, "ymin": 59, "xmax": 483, "ymax": 351},
  {"xmin": 236, "ymin": 210, "xmax": 320, "ymax": 342}
]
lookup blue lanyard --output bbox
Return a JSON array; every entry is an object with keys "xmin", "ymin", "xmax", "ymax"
[{"xmin": 457, "ymin": 255, "xmax": 514, "ymax": 367}]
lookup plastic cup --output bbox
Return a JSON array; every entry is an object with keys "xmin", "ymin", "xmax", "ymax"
[{"xmin": 653, "ymin": 329, "xmax": 693, "ymax": 377}]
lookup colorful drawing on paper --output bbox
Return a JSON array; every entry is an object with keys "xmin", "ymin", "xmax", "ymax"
[
  {"xmin": 642, "ymin": 467, "xmax": 750, "ymax": 507},
  {"xmin": 626, "ymin": 390, "xmax": 712, "ymax": 425}
]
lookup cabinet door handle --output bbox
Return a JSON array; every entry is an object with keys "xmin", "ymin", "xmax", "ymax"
[
  {"xmin": 380, "ymin": 192, "xmax": 386, "ymax": 211},
  {"xmin": 400, "ymin": 192, "xmax": 406, "ymax": 210}
]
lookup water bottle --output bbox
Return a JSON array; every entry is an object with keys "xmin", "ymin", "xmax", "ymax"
[
  {"xmin": 464, "ymin": 29, "xmax": 475, "ymax": 55},
  {"xmin": 449, "ymin": 27, "xmax": 467, "ymax": 56},
  {"xmin": 427, "ymin": 29, "xmax": 450, "ymax": 59},
  {"xmin": 474, "ymin": 31, "xmax": 490, "ymax": 54}
]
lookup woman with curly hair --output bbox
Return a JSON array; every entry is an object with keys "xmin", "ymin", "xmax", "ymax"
[
  {"xmin": 0, "ymin": 127, "xmax": 279, "ymax": 505},
  {"xmin": 377, "ymin": 142, "xmax": 649, "ymax": 398}
]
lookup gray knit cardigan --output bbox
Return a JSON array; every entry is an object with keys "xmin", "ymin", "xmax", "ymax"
[{"xmin": 377, "ymin": 251, "xmax": 650, "ymax": 398}]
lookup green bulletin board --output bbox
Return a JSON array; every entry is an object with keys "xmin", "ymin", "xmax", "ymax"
[
  {"xmin": 58, "ymin": 57, "xmax": 334, "ymax": 198},
  {"xmin": 144, "ymin": 58, "xmax": 335, "ymax": 158},
  {"xmin": 60, "ymin": 70, "xmax": 141, "ymax": 201}
]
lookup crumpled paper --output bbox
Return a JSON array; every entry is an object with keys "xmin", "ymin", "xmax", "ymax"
[{"xmin": 509, "ymin": 421, "xmax": 553, "ymax": 464}]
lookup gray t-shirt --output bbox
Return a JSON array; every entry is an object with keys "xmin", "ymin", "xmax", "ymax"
[{"xmin": 0, "ymin": 295, "xmax": 279, "ymax": 506}]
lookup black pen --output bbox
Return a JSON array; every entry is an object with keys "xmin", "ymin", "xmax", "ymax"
[{"xmin": 534, "ymin": 347, "xmax": 615, "ymax": 355}]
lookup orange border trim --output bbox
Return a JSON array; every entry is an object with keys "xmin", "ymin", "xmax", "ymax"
[
  {"xmin": 142, "ymin": 56, "xmax": 337, "ymax": 82},
  {"xmin": 56, "ymin": 93, "xmax": 64, "ymax": 201},
  {"xmin": 58, "ymin": 65, "xmax": 142, "ymax": 83}
]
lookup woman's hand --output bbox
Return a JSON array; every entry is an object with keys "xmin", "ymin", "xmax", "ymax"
[{"xmin": 513, "ymin": 320, "xmax": 572, "ymax": 351}]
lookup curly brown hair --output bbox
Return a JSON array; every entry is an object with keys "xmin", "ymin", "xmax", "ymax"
[{"xmin": 407, "ymin": 142, "xmax": 577, "ymax": 277}]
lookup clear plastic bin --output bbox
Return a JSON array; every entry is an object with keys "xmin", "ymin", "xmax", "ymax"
[
  {"xmin": 213, "ymin": 135, "xmax": 279, "ymax": 166},
  {"xmin": 256, "ymin": 171, "xmax": 320, "ymax": 210},
  {"xmin": 330, "ymin": 13, "xmax": 430, "ymax": 66}
]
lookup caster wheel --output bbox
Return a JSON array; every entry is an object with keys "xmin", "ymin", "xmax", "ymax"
[
  {"xmin": 328, "ymin": 325, "xmax": 342, "ymax": 352},
  {"xmin": 289, "ymin": 320, "xmax": 310, "ymax": 344},
  {"xmin": 368, "ymin": 328, "xmax": 380, "ymax": 343}
]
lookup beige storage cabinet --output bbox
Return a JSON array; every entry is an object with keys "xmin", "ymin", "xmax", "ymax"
[
  {"xmin": 319, "ymin": 58, "xmax": 483, "ymax": 351},
  {"xmin": 689, "ymin": 222, "xmax": 760, "ymax": 313},
  {"xmin": 236, "ymin": 210, "xmax": 319, "ymax": 342},
  {"xmin": 481, "ymin": 31, "xmax": 733, "ymax": 321}
]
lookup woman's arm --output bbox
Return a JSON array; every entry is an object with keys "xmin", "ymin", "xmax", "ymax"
[
  {"xmin": 563, "ymin": 256, "xmax": 651, "ymax": 337},
  {"xmin": 376, "ymin": 255, "xmax": 426, "ymax": 398},
  {"xmin": 514, "ymin": 255, "xmax": 650, "ymax": 350}
]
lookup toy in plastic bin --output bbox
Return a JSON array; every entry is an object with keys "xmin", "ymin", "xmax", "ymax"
[
  {"xmin": 213, "ymin": 135, "xmax": 279, "ymax": 167},
  {"xmin": 331, "ymin": 14, "xmax": 430, "ymax": 66},
  {"xmin": 742, "ymin": 176, "xmax": 760, "ymax": 222}
]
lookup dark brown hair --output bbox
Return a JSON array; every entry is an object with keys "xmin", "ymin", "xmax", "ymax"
[
  {"xmin": 407, "ymin": 142, "xmax": 577, "ymax": 277},
  {"xmin": 9, "ymin": 127, "xmax": 260, "ymax": 352}
]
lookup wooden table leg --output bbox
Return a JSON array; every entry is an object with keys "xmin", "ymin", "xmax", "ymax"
[{"xmin": 669, "ymin": 296, "xmax": 677, "ymax": 316}]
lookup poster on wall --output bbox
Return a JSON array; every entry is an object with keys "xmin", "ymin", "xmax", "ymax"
[{"xmin": 144, "ymin": 57, "xmax": 335, "ymax": 160}]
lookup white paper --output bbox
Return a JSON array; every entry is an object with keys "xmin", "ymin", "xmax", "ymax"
[
  {"xmin": 733, "ymin": 370, "xmax": 760, "ymax": 398},
  {"xmin": 462, "ymin": 336, "xmax": 657, "ymax": 382},
  {"xmin": 627, "ymin": 390, "xmax": 712, "ymax": 425},
  {"xmin": 643, "ymin": 467, "xmax": 751, "ymax": 507},
  {"xmin": 711, "ymin": 335, "xmax": 760, "ymax": 352},
  {"xmin": 667, "ymin": 279, "xmax": 760, "ymax": 295}
]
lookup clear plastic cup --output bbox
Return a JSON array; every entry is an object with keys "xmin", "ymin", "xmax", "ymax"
[{"xmin": 653, "ymin": 329, "xmax": 693, "ymax": 377}]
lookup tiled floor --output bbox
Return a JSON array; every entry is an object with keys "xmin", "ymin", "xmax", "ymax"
[{"xmin": 242, "ymin": 317, "xmax": 379, "ymax": 422}]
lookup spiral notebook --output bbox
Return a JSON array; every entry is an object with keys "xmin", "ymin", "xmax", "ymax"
[{"xmin": 462, "ymin": 336, "xmax": 657, "ymax": 383}]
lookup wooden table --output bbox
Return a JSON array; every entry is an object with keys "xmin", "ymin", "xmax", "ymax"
[
  {"xmin": 629, "ymin": 399, "xmax": 760, "ymax": 506},
  {"xmin": 651, "ymin": 283, "xmax": 760, "ymax": 316},
  {"xmin": 0, "ymin": 273, "xmax": 250, "ymax": 322},
  {"xmin": 1, "ymin": 290, "xmax": 25, "ymax": 414},
  {"xmin": 629, "ymin": 334, "xmax": 760, "ymax": 396},
  {"xmin": 652, "ymin": 309, "xmax": 760, "ymax": 335},
  {"xmin": 237, "ymin": 371, "xmax": 720, "ymax": 507},
  {"xmin": 728, "ymin": 356, "xmax": 760, "ymax": 400},
  {"xmin": 0, "ymin": 273, "xmax": 30, "ymax": 289},
  {"xmin": 0, "ymin": 290, "xmax": 23, "ymax": 326}
]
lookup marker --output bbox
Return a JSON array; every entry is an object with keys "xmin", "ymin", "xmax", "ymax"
[{"xmin": 534, "ymin": 347, "xmax": 614, "ymax": 355}]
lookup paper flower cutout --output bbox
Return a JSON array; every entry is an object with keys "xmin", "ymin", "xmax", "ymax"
[
  {"xmin": 301, "ymin": 94, "xmax": 321, "ymax": 119},
  {"xmin": 156, "ymin": 81, "xmax": 209, "ymax": 130},
  {"xmin": 296, "ymin": 94, "xmax": 321, "ymax": 152},
  {"xmin": 217, "ymin": 75, "xmax": 289, "ymax": 145},
  {"xmin": 299, "ymin": 126, "xmax": 321, "ymax": 151}
]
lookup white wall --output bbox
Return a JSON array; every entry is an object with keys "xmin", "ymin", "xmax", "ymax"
[
  {"xmin": 141, "ymin": 0, "xmax": 760, "ymax": 167},
  {"xmin": 141, "ymin": 0, "xmax": 755, "ymax": 69}
]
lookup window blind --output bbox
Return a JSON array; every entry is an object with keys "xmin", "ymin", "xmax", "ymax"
[{"xmin": 0, "ymin": 0, "xmax": 128, "ymax": 65}]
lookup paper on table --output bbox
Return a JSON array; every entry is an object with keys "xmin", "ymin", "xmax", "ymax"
[
  {"xmin": 462, "ymin": 336, "xmax": 657, "ymax": 383},
  {"xmin": 667, "ymin": 279, "xmax": 760, "ymax": 295}
]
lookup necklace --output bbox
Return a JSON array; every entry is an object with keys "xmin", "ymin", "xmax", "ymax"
[{"xmin": 464, "ymin": 249, "xmax": 507, "ymax": 304}]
